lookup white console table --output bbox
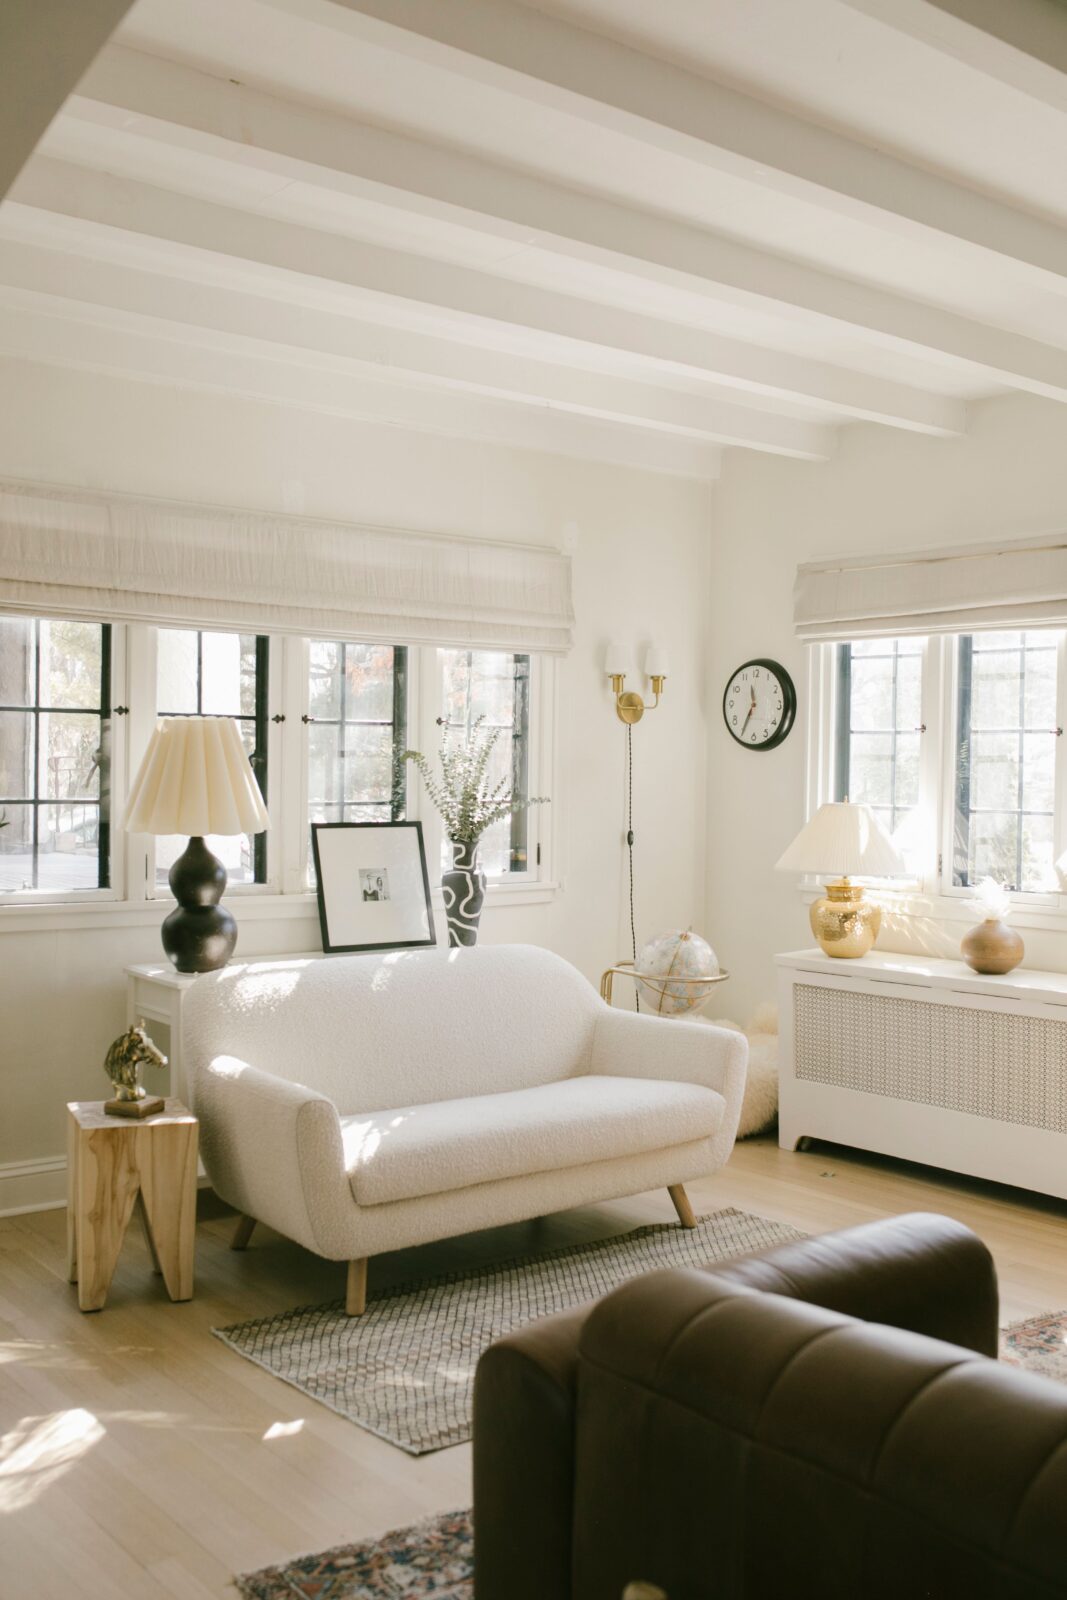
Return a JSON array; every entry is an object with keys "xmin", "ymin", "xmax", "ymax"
[
  {"xmin": 126, "ymin": 954, "xmax": 326, "ymax": 1104},
  {"xmin": 777, "ymin": 948, "xmax": 1067, "ymax": 1203}
]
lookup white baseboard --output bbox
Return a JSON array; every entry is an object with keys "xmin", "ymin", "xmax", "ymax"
[
  {"xmin": 0, "ymin": 1154, "xmax": 67, "ymax": 1217},
  {"xmin": 0, "ymin": 1154, "xmax": 213, "ymax": 1218}
]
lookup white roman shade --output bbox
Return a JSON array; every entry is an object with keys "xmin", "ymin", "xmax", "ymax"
[
  {"xmin": 795, "ymin": 533, "xmax": 1067, "ymax": 642},
  {"xmin": 0, "ymin": 480, "xmax": 574, "ymax": 653}
]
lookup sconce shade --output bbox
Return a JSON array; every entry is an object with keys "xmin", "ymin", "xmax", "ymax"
[
  {"xmin": 775, "ymin": 801, "xmax": 906, "ymax": 879},
  {"xmin": 125, "ymin": 717, "xmax": 269, "ymax": 837},
  {"xmin": 604, "ymin": 642, "xmax": 628, "ymax": 676},
  {"xmin": 645, "ymin": 646, "xmax": 670, "ymax": 678}
]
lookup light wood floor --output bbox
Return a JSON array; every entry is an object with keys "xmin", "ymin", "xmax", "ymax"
[{"xmin": 3, "ymin": 1134, "xmax": 1067, "ymax": 1600}]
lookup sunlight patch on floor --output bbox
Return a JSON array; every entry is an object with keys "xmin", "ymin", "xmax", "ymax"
[{"xmin": 0, "ymin": 1409, "xmax": 105, "ymax": 1511}]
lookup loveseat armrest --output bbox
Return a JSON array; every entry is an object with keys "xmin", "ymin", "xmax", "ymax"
[
  {"xmin": 714, "ymin": 1210, "xmax": 999, "ymax": 1356},
  {"xmin": 591, "ymin": 1006, "xmax": 747, "ymax": 1145},
  {"xmin": 195, "ymin": 1055, "xmax": 352, "ymax": 1259}
]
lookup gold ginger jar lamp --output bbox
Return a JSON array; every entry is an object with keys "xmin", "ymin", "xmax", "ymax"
[{"xmin": 775, "ymin": 800, "xmax": 907, "ymax": 958}]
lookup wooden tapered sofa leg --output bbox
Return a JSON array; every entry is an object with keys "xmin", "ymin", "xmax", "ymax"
[
  {"xmin": 668, "ymin": 1183, "xmax": 697, "ymax": 1229},
  {"xmin": 346, "ymin": 1257, "xmax": 368, "ymax": 1316},
  {"xmin": 231, "ymin": 1214, "xmax": 257, "ymax": 1251}
]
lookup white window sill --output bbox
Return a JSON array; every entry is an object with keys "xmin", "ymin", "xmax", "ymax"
[{"xmin": 0, "ymin": 879, "xmax": 560, "ymax": 933}]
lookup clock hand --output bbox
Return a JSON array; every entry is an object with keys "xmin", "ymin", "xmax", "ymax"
[{"xmin": 740, "ymin": 704, "xmax": 754, "ymax": 735}]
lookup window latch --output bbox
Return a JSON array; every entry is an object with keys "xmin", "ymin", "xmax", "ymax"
[
  {"xmin": 113, "ymin": 705, "xmax": 129, "ymax": 716},
  {"xmin": 271, "ymin": 714, "xmax": 285, "ymax": 724}
]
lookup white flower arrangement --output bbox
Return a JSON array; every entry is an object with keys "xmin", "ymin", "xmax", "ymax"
[
  {"xmin": 402, "ymin": 716, "xmax": 548, "ymax": 847},
  {"xmin": 969, "ymin": 876, "xmax": 1013, "ymax": 923}
]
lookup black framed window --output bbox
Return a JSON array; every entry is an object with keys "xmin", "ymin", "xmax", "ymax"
[
  {"xmin": 156, "ymin": 628, "xmax": 269, "ymax": 885},
  {"xmin": 834, "ymin": 638, "xmax": 922, "ymax": 842},
  {"xmin": 0, "ymin": 616, "xmax": 111, "ymax": 893},
  {"xmin": 438, "ymin": 650, "xmax": 531, "ymax": 875},
  {"xmin": 306, "ymin": 642, "xmax": 408, "ymax": 878},
  {"xmin": 953, "ymin": 631, "xmax": 1060, "ymax": 891}
]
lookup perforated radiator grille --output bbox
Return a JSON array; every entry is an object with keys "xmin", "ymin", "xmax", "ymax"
[{"xmin": 794, "ymin": 982, "xmax": 1067, "ymax": 1133}]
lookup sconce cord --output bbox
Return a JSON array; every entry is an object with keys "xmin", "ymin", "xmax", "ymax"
[{"xmin": 626, "ymin": 722, "xmax": 639, "ymax": 1012}]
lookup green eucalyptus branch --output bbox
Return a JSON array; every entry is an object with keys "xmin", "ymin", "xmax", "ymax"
[{"xmin": 402, "ymin": 714, "xmax": 548, "ymax": 847}]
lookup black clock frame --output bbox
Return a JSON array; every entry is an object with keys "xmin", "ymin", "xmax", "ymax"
[{"xmin": 722, "ymin": 657, "xmax": 797, "ymax": 751}]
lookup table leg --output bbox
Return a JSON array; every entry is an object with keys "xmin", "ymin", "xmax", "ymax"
[
  {"xmin": 76, "ymin": 1127, "xmax": 141, "ymax": 1312},
  {"xmin": 139, "ymin": 1121, "xmax": 198, "ymax": 1303},
  {"xmin": 66, "ymin": 1111, "xmax": 78, "ymax": 1285}
]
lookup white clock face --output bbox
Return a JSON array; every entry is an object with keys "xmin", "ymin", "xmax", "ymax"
[{"xmin": 724, "ymin": 662, "xmax": 788, "ymax": 747}]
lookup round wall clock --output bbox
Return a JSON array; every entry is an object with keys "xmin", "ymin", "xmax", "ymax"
[{"xmin": 722, "ymin": 658, "xmax": 796, "ymax": 750}]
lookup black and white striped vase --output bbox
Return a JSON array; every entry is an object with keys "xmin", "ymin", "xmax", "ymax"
[{"xmin": 442, "ymin": 838, "xmax": 486, "ymax": 947}]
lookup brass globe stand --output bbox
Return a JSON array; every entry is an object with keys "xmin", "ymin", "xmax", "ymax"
[{"xmin": 600, "ymin": 961, "xmax": 730, "ymax": 1013}]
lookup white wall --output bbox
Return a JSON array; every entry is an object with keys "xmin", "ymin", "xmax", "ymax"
[
  {"xmin": 707, "ymin": 392, "xmax": 1067, "ymax": 1024},
  {"xmin": 0, "ymin": 356, "xmax": 712, "ymax": 1210}
]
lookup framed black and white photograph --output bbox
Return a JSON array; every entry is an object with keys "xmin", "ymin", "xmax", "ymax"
[{"xmin": 312, "ymin": 821, "xmax": 436, "ymax": 954}]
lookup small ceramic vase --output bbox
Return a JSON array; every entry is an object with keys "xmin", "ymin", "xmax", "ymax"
[{"xmin": 961, "ymin": 917, "xmax": 1024, "ymax": 976}]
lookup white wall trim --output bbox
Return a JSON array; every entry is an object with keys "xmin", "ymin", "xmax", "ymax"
[{"xmin": 0, "ymin": 1153, "xmax": 67, "ymax": 1217}]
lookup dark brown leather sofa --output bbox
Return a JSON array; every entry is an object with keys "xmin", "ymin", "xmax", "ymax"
[{"xmin": 472, "ymin": 1213, "xmax": 1067, "ymax": 1599}]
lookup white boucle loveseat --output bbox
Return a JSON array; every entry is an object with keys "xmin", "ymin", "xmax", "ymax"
[{"xmin": 182, "ymin": 944, "xmax": 748, "ymax": 1313}]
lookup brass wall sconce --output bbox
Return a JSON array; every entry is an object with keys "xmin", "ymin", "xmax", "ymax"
[{"xmin": 605, "ymin": 644, "xmax": 669, "ymax": 724}]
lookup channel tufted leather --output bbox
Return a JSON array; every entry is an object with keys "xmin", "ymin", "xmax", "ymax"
[{"xmin": 472, "ymin": 1214, "xmax": 1066, "ymax": 1599}]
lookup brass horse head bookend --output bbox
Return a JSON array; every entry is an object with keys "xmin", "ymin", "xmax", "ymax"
[{"xmin": 103, "ymin": 1021, "xmax": 168, "ymax": 1118}]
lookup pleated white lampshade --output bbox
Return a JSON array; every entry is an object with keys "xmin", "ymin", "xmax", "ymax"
[
  {"xmin": 775, "ymin": 801, "xmax": 906, "ymax": 879},
  {"xmin": 125, "ymin": 717, "xmax": 270, "ymax": 836}
]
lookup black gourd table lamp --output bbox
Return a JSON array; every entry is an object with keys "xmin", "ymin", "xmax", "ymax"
[{"xmin": 125, "ymin": 716, "xmax": 270, "ymax": 972}]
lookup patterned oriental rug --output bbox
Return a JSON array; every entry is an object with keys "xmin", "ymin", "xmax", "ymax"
[
  {"xmin": 232, "ymin": 1295, "xmax": 1067, "ymax": 1599},
  {"xmin": 214, "ymin": 1207, "xmax": 802, "ymax": 1455}
]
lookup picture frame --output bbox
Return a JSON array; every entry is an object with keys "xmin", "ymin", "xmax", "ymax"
[{"xmin": 311, "ymin": 821, "xmax": 437, "ymax": 954}]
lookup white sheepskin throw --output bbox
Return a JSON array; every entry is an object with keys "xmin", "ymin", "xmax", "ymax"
[{"xmin": 708, "ymin": 1004, "xmax": 779, "ymax": 1138}]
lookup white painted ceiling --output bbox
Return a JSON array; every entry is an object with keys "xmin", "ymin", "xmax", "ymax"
[{"xmin": 2, "ymin": 0, "xmax": 1066, "ymax": 477}]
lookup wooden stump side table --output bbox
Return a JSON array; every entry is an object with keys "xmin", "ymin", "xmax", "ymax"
[{"xmin": 66, "ymin": 1099, "xmax": 198, "ymax": 1312}]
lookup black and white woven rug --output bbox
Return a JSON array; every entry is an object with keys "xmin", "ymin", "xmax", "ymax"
[{"xmin": 213, "ymin": 1207, "xmax": 802, "ymax": 1454}]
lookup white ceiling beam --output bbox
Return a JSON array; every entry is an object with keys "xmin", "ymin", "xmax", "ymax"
[
  {"xmin": 258, "ymin": 0, "xmax": 1067, "ymax": 288},
  {"xmin": 62, "ymin": 47, "xmax": 1067, "ymax": 406},
  {"xmin": 843, "ymin": 0, "xmax": 1067, "ymax": 108},
  {"xmin": 0, "ymin": 238, "xmax": 831, "ymax": 457},
  {"xmin": 0, "ymin": 295, "xmax": 722, "ymax": 479},
  {"xmin": 0, "ymin": 0, "xmax": 135, "ymax": 198},
  {"xmin": 6, "ymin": 158, "xmax": 977, "ymax": 431}
]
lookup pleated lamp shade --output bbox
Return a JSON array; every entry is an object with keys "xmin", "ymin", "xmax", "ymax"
[
  {"xmin": 775, "ymin": 801, "xmax": 906, "ymax": 879},
  {"xmin": 125, "ymin": 717, "xmax": 269, "ymax": 836}
]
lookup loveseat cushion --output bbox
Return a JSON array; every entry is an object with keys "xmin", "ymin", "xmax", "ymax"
[{"xmin": 340, "ymin": 1075, "xmax": 725, "ymax": 1207}]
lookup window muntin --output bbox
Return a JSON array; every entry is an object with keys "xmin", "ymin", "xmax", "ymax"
[
  {"xmin": 305, "ymin": 642, "xmax": 408, "ymax": 879},
  {"xmin": 834, "ymin": 638, "xmax": 923, "ymax": 843},
  {"xmin": 437, "ymin": 649, "xmax": 532, "ymax": 876},
  {"xmin": 0, "ymin": 617, "xmax": 111, "ymax": 893},
  {"xmin": 953, "ymin": 630, "xmax": 1062, "ymax": 892},
  {"xmin": 155, "ymin": 628, "xmax": 269, "ymax": 886}
]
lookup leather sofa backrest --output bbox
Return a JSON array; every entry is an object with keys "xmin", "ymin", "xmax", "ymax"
[
  {"xmin": 573, "ymin": 1269, "xmax": 1067, "ymax": 1600},
  {"xmin": 182, "ymin": 943, "xmax": 600, "ymax": 1112}
]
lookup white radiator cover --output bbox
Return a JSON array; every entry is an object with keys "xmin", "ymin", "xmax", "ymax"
[{"xmin": 778, "ymin": 949, "xmax": 1067, "ymax": 1202}]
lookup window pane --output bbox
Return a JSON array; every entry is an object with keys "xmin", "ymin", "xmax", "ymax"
[
  {"xmin": 0, "ymin": 617, "xmax": 33, "ymax": 706},
  {"xmin": 437, "ymin": 650, "xmax": 532, "ymax": 876},
  {"xmin": 834, "ymin": 638, "xmax": 922, "ymax": 859},
  {"xmin": 41, "ymin": 620, "xmax": 104, "ymax": 709},
  {"xmin": 0, "ymin": 709, "xmax": 33, "ymax": 797},
  {"xmin": 156, "ymin": 629, "xmax": 199, "ymax": 714},
  {"xmin": 0, "ymin": 803, "xmax": 34, "ymax": 891},
  {"xmin": 39, "ymin": 712, "xmax": 103, "ymax": 800},
  {"xmin": 0, "ymin": 618, "xmax": 110, "ymax": 893},
  {"xmin": 953, "ymin": 631, "xmax": 1062, "ymax": 891},
  {"xmin": 156, "ymin": 628, "xmax": 268, "ymax": 886},
  {"xmin": 38, "ymin": 804, "xmax": 101, "ymax": 890},
  {"xmin": 305, "ymin": 642, "xmax": 407, "ymax": 884}
]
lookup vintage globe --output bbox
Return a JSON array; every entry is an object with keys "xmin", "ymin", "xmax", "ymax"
[{"xmin": 635, "ymin": 928, "xmax": 720, "ymax": 1016}]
